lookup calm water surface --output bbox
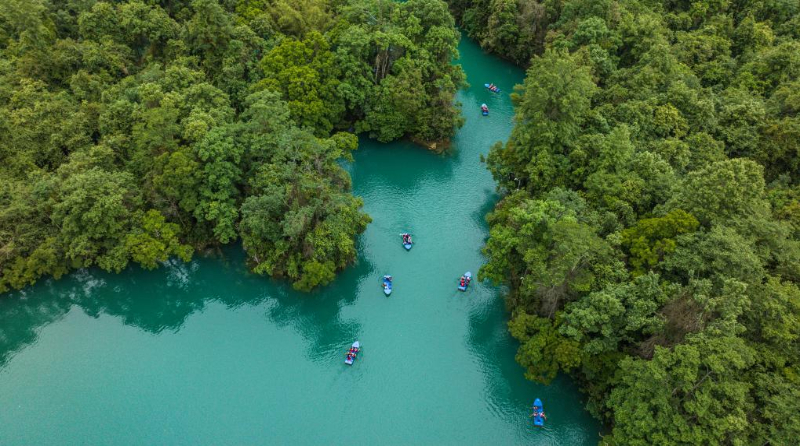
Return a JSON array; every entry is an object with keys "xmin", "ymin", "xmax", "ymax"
[{"xmin": 0, "ymin": 37, "xmax": 601, "ymax": 445}]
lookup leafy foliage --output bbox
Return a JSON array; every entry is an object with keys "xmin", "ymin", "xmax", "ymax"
[
  {"xmin": 462, "ymin": 0, "xmax": 800, "ymax": 441},
  {"xmin": 1, "ymin": 0, "xmax": 462, "ymax": 292},
  {"xmin": 621, "ymin": 210, "xmax": 699, "ymax": 275}
]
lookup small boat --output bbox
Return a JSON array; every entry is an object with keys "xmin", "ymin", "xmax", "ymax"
[
  {"xmin": 382, "ymin": 275, "xmax": 393, "ymax": 296},
  {"xmin": 481, "ymin": 103, "xmax": 489, "ymax": 116},
  {"xmin": 344, "ymin": 341, "xmax": 361, "ymax": 365},
  {"xmin": 532, "ymin": 398, "xmax": 545, "ymax": 427},
  {"xmin": 457, "ymin": 271, "xmax": 472, "ymax": 291},
  {"xmin": 484, "ymin": 83, "xmax": 500, "ymax": 93},
  {"xmin": 401, "ymin": 233, "xmax": 413, "ymax": 250}
]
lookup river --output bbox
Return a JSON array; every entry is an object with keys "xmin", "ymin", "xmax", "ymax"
[{"xmin": 0, "ymin": 36, "xmax": 601, "ymax": 444}]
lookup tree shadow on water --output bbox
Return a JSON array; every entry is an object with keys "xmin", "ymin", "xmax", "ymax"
[
  {"xmin": 466, "ymin": 293, "xmax": 601, "ymax": 444},
  {"xmin": 258, "ymin": 249, "xmax": 373, "ymax": 361},
  {"xmin": 0, "ymin": 244, "xmax": 370, "ymax": 368},
  {"xmin": 472, "ymin": 186, "xmax": 500, "ymax": 230},
  {"xmin": 0, "ymin": 280, "xmax": 74, "ymax": 367},
  {"xmin": 349, "ymin": 135, "xmax": 457, "ymax": 196},
  {"xmin": 465, "ymin": 294, "xmax": 537, "ymax": 414}
]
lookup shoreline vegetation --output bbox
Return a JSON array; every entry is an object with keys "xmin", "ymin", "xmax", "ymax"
[
  {"xmin": 0, "ymin": 0, "xmax": 465, "ymax": 293},
  {"xmin": 450, "ymin": 0, "xmax": 800, "ymax": 443},
  {"xmin": 2, "ymin": 0, "xmax": 798, "ymax": 443}
]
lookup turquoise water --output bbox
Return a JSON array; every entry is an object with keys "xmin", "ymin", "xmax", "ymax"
[{"xmin": 0, "ymin": 37, "xmax": 601, "ymax": 444}]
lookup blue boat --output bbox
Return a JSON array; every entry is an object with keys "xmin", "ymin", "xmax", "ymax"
[
  {"xmin": 481, "ymin": 103, "xmax": 489, "ymax": 116},
  {"xmin": 401, "ymin": 233, "xmax": 413, "ymax": 250},
  {"xmin": 484, "ymin": 83, "xmax": 500, "ymax": 93},
  {"xmin": 344, "ymin": 341, "xmax": 361, "ymax": 365},
  {"xmin": 457, "ymin": 272, "xmax": 472, "ymax": 291},
  {"xmin": 382, "ymin": 275, "xmax": 393, "ymax": 296},
  {"xmin": 532, "ymin": 398, "xmax": 545, "ymax": 427}
]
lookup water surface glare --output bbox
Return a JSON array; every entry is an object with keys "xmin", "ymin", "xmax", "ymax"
[{"xmin": 0, "ymin": 37, "xmax": 601, "ymax": 445}]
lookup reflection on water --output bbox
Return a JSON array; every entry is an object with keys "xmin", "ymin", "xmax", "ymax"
[
  {"xmin": 0, "ymin": 246, "xmax": 370, "ymax": 368},
  {"xmin": 348, "ymin": 137, "xmax": 457, "ymax": 192}
]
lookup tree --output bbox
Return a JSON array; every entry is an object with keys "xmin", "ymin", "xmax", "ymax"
[
  {"xmin": 52, "ymin": 167, "xmax": 141, "ymax": 272},
  {"xmin": 666, "ymin": 158, "xmax": 767, "ymax": 226},
  {"xmin": 192, "ymin": 126, "xmax": 242, "ymax": 244},
  {"xmin": 258, "ymin": 31, "xmax": 344, "ymax": 134},
  {"xmin": 487, "ymin": 49, "xmax": 597, "ymax": 192},
  {"xmin": 186, "ymin": 0, "xmax": 234, "ymax": 74},
  {"xmin": 621, "ymin": 210, "xmax": 700, "ymax": 275},
  {"xmin": 481, "ymin": 191, "xmax": 624, "ymax": 313},
  {"xmin": 561, "ymin": 273, "xmax": 673, "ymax": 354},
  {"xmin": 360, "ymin": 63, "xmax": 425, "ymax": 141},
  {"xmin": 607, "ymin": 332, "xmax": 755, "ymax": 445},
  {"xmin": 508, "ymin": 311, "xmax": 582, "ymax": 384},
  {"xmin": 125, "ymin": 209, "xmax": 193, "ymax": 269},
  {"xmin": 239, "ymin": 128, "xmax": 370, "ymax": 291}
]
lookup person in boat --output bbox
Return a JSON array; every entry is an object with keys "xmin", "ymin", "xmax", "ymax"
[
  {"xmin": 403, "ymin": 233, "xmax": 409, "ymax": 244},
  {"xmin": 407, "ymin": 235, "xmax": 412, "ymax": 244},
  {"xmin": 460, "ymin": 276, "xmax": 466, "ymax": 287},
  {"xmin": 346, "ymin": 353, "xmax": 353, "ymax": 361}
]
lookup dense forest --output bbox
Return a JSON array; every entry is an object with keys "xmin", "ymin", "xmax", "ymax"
[
  {"xmin": 449, "ymin": 0, "xmax": 800, "ymax": 443},
  {"xmin": 0, "ymin": 0, "xmax": 464, "ymax": 292},
  {"xmin": 4, "ymin": 0, "xmax": 800, "ymax": 443}
]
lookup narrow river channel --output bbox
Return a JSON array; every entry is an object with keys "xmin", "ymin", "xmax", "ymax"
[{"xmin": 0, "ymin": 36, "xmax": 601, "ymax": 445}]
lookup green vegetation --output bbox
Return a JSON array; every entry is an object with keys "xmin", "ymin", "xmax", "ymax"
[
  {"xmin": 5, "ymin": 0, "xmax": 798, "ymax": 441},
  {"xmin": 452, "ymin": 0, "xmax": 800, "ymax": 442},
  {"xmin": 0, "ymin": 0, "xmax": 464, "ymax": 292}
]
